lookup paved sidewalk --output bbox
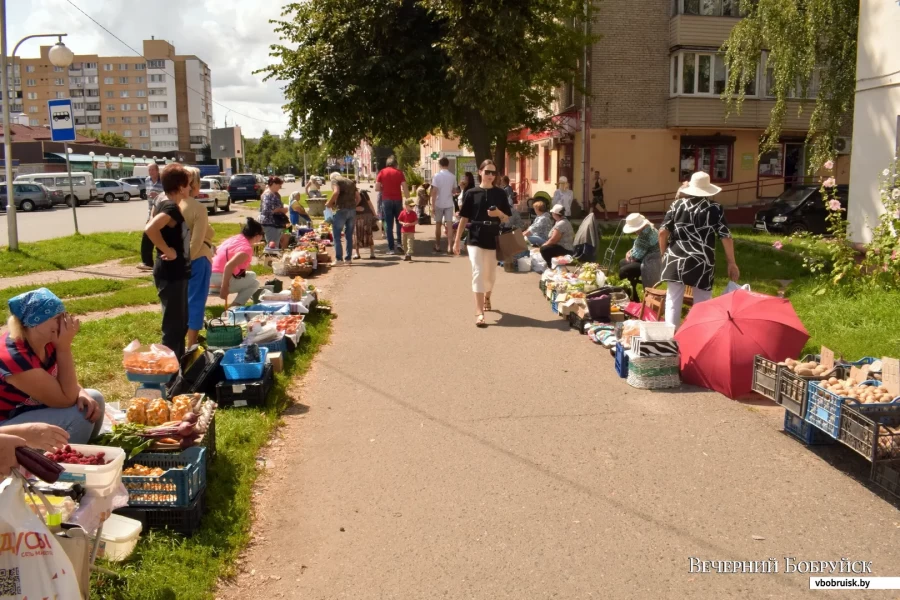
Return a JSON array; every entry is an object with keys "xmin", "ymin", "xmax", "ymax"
[{"xmin": 220, "ymin": 231, "xmax": 899, "ymax": 600}]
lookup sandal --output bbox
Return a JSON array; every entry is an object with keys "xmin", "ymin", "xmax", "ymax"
[
  {"xmin": 484, "ymin": 297, "xmax": 492, "ymax": 311},
  {"xmin": 475, "ymin": 314, "xmax": 487, "ymax": 328}
]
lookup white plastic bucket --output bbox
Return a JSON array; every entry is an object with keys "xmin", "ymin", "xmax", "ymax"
[{"xmin": 98, "ymin": 514, "xmax": 142, "ymax": 561}]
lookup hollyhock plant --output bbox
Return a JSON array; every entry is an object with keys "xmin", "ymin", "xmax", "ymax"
[
  {"xmin": 828, "ymin": 198, "xmax": 842, "ymax": 211},
  {"xmin": 823, "ymin": 177, "xmax": 836, "ymax": 189},
  {"xmin": 772, "ymin": 240, "xmax": 783, "ymax": 250},
  {"xmin": 824, "ymin": 160, "xmax": 834, "ymax": 170}
]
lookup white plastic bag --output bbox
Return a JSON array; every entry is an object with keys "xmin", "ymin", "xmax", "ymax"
[
  {"xmin": 517, "ymin": 256, "xmax": 532, "ymax": 273},
  {"xmin": 0, "ymin": 477, "xmax": 81, "ymax": 600},
  {"xmin": 721, "ymin": 281, "xmax": 751, "ymax": 296},
  {"xmin": 595, "ymin": 270, "xmax": 607, "ymax": 288},
  {"xmin": 551, "ymin": 255, "xmax": 573, "ymax": 269}
]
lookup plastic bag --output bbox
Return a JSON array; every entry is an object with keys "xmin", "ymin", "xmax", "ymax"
[
  {"xmin": 721, "ymin": 281, "xmax": 751, "ymax": 296},
  {"xmin": 0, "ymin": 477, "xmax": 81, "ymax": 600},
  {"xmin": 551, "ymin": 255, "xmax": 573, "ymax": 268},
  {"xmin": 122, "ymin": 340, "xmax": 179, "ymax": 374},
  {"xmin": 595, "ymin": 271, "xmax": 607, "ymax": 288},
  {"xmin": 245, "ymin": 323, "xmax": 280, "ymax": 345},
  {"xmin": 323, "ymin": 207, "xmax": 334, "ymax": 223},
  {"xmin": 517, "ymin": 256, "xmax": 532, "ymax": 272}
]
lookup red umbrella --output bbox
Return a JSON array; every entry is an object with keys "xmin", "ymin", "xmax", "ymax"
[{"xmin": 674, "ymin": 289, "xmax": 809, "ymax": 399}]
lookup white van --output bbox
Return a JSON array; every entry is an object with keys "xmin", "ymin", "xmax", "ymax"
[
  {"xmin": 15, "ymin": 173, "xmax": 96, "ymax": 206},
  {"xmin": 131, "ymin": 165, "xmax": 150, "ymax": 179}
]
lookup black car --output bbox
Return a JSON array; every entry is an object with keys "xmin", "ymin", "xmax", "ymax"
[
  {"xmin": 754, "ymin": 184, "xmax": 849, "ymax": 235},
  {"xmin": 120, "ymin": 177, "xmax": 148, "ymax": 199},
  {"xmin": 228, "ymin": 174, "xmax": 262, "ymax": 202}
]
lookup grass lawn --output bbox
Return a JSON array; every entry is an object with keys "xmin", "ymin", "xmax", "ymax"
[
  {"xmin": 79, "ymin": 309, "xmax": 333, "ymax": 600},
  {"xmin": 1, "ymin": 278, "xmax": 159, "ymax": 321},
  {"xmin": 0, "ymin": 232, "xmax": 143, "ymax": 277}
]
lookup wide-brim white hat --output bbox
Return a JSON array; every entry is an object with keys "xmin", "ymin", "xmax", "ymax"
[
  {"xmin": 681, "ymin": 171, "xmax": 721, "ymax": 197},
  {"xmin": 558, "ymin": 176, "xmax": 568, "ymax": 184},
  {"xmin": 550, "ymin": 204, "xmax": 566, "ymax": 215},
  {"xmin": 622, "ymin": 213, "xmax": 650, "ymax": 234}
]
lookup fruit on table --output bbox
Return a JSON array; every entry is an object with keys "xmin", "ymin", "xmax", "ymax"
[{"xmin": 46, "ymin": 445, "xmax": 108, "ymax": 465}]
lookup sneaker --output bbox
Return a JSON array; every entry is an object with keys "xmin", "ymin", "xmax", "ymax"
[{"xmin": 404, "ymin": 254, "xmax": 412, "ymax": 261}]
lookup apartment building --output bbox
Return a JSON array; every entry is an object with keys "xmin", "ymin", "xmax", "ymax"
[{"xmin": 4, "ymin": 39, "xmax": 212, "ymax": 157}]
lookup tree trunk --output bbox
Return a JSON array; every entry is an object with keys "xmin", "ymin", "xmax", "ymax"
[
  {"xmin": 493, "ymin": 136, "xmax": 507, "ymax": 175},
  {"xmin": 464, "ymin": 108, "xmax": 492, "ymax": 168}
]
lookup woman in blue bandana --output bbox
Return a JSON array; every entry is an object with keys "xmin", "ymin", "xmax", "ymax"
[{"xmin": 0, "ymin": 288, "xmax": 105, "ymax": 444}]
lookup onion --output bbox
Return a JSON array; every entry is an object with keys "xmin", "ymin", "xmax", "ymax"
[{"xmin": 182, "ymin": 412, "xmax": 198, "ymax": 424}]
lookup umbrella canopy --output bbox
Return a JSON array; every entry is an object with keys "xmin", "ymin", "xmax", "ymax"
[{"xmin": 674, "ymin": 289, "xmax": 809, "ymax": 399}]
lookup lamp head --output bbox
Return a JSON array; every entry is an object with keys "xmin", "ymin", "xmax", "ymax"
[{"xmin": 48, "ymin": 40, "xmax": 74, "ymax": 69}]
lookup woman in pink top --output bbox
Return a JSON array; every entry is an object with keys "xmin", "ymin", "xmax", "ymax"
[{"xmin": 210, "ymin": 218, "xmax": 265, "ymax": 306}]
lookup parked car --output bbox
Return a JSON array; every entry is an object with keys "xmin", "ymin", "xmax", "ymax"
[
  {"xmin": 283, "ymin": 174, "xmax": 296, "ymax": 183},
  {"xmin": 754, "ymin": 185, "xmax": 849, "ymax": 235},
  {"xmin": 228, "ymin": 174, "xmax": 263, "ymax": 202},
  {"xmin": 94, "ymin": 179, "xmax": 130, "ymax": 202},
  {"xmin": 120, "ymin": 177, "xmax": 148, "ymax": 199},
  {"xmin": 117, "ymin": 180, "xmax": 140, "ymax": 200},
  {"xmin": 0, "ymin": 183, "xmax": 54, "ymax": 212},
  {"xmin": 14, "ymin": 172, "xmax": 95, "ymax": 206},
  {"xmin": 198, "ymin": 177, "xmax": 231, "ymax": 214},
  {"xmin": 207, "ymin": 175, "xmax": 230, "ymax": 190}
]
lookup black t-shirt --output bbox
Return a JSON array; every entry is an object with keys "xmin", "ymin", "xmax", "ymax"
[
  {"xmin": 153, "ymin": 200, "xmax": 191, "ymax": 281},
  {"xmin": 459, "ymin": 186, "xmax": 512, "ymax": 250}
]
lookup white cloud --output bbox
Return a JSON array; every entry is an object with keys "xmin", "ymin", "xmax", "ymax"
[{"xmin": 7, "ymin": 0, "xmax": 290, "ymax": 137}]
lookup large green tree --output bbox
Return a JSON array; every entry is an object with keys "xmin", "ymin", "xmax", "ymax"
[
  {"xmin": 77, "ymin": 128, "xmax": 129, "ymax": 148},
  {"xmin": 722, "ymin": 0, "xmax": 858, "ymax": 170},
  {"xmin": 259, "ymin": 0, "xmax": 596, "ymax": 172}
]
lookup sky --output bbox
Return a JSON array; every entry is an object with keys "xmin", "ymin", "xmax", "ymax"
[{"xmin": 8, "ymin": 0, "xmax": 292, "ymax": 138}]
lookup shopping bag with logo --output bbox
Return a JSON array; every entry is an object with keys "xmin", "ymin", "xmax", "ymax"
[{"xmin": 0, "ymin": 475, "xmax": 81, "ymax": 600}]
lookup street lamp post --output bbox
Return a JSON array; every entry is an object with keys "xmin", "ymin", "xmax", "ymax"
[
  {"xmin": 0, "ymin": 5, "xmax": 71, "ymax": 249},
  {"xmin": 88, "ymin": 151, "xmax": 95, "ymax": 178},
  {"xmin": 64, "ymin": 147, "xmax": 79, "ymax": 233}
]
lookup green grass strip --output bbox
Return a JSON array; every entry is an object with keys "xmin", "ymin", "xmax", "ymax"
[{"xmin": 0, "ymin": 232, "xmax": 144, "ymax": 277}]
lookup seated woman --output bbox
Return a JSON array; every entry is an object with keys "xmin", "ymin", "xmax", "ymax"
[
  {"xmin": 0, "ymin": 289, "xmax": 104, "ymax": 445},
  {"xmin": 289, "ymin": 192, "xmax": 313, "ymax": 229},
  {"xmin": 539, "ymin": 205, "xmax": 576, "ymax": 265},
  {"xmin": 619, "ymin": 212, "xmax": 662, "ymax": 299},
  {"xmin": 572, "ymin": 201, "xmax": 603, "ymax": 262},
  {"xmin": 210, "ymin": 217, "xmax": 265, "ymax": 307},
  {"xmin": 523, "ymin": 200, "xmax": 552, "ymax": 246}
]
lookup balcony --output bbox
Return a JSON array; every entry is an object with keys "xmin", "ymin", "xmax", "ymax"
[
  {"xmin": 667, "ymin": 97, "xmax": 814, "ymax": 130},
  {"xmin": 669, "ymin": 14, "xmax": 740, "ymax": 49}
]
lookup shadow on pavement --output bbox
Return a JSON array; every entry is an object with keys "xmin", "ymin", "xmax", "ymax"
[{"xmin": 493, "ymin": 311, "xmax": 569, "ymax": 331}]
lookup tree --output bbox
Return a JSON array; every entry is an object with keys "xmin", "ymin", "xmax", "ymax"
[
  {"xmin": 77, "ymin": 128, "xmax": 129, "ymax": 148},
  {"xmin": 260, "ymin": 0, "xmax": 596, "ymax": 172},
  {"xmin": 722, "ymin": 0, "xmax": 858, "ymax": 170}
]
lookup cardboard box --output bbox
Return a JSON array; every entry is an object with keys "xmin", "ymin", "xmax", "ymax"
[{"xmin": 268, "ymin": 351, "xmax": 284, "ymax": 373}]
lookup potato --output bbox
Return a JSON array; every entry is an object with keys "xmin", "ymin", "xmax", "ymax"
[
  {"xmin": 828, "ymin": 377, "xmax": 839, "ymax": 385},
  {"xmin": 796, "ymin": 368, "xmax": 815, "ymax": 377},
  {"xmin": 785, "ymin": 358, "xmax": 797, "ymax": 367},
  {"xmin": 803, "ymin": 362, "xmax": 819, "ymax": 370}
]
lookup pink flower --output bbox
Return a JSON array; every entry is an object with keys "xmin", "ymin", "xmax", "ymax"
[
  {"xmin": 823, "ymin": 177, "xmax": 836, "ymax": 189},
  {"xmin": 773, "ymin": 240, "xmax": 783, "ymax": 250},
  {"xmin": 828, "ymin": 198, "xmax": 842, "ymax": 211},
  {"xmin": 824, "ymin": 160, "xmax": 834, "ymax": 170}
]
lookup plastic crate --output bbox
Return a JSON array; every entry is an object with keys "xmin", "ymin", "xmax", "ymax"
[
  {"xmin": 614, "ymin": 343, "xmax": 628, "ymax": 378},
  {"xmin": 122, "ymin": 446, "xmax": 206, "ymax": 507},
  {"xmin": 804, "ymin": 381, "xmax": 847, "ymax": 439},
  {"xmin": 244, "ymin": 335, "xmax": 287, "ymax": 355},
  {"xmin": 216, "ymin": 363, "xmax": 275, "ymax": 408},
  {"xmin": 783, "ymin": 410, "xmax": 835, "ymax": 446},
  {"xmin": 115, "ymin": 486, "xmax": 205, "ymax": 536},
  {"xmin": 568, "ymin": 312, "xmax": 592, "ymax": 335},
  {"xmin": 221, "ymin": 346, "xmax": 268, "ymax": 381},
  {"xmin": 838, "ymin": 405, "xmax": 900, "ymax": 462},
  {"xmin": 777, "ymin": 363, "xmax": 849, "ymax": 418},
  {"xmin": 870, "ymin": 459, "xmax": 900, "ymax": 502},
  {"xmin": 752, "ymin": 355, "xmax": 779, "ymax": 401}
]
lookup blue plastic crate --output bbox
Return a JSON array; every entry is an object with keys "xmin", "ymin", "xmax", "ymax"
[
  {"xmin": 805, "ymin": 381, "xmax": 849, "ymax": 439},
  {"xmin": 614, "ymin": 343, "xmax": 629, "ymax": 378},
  {"xmin": 126, "ymin": 371, "xmax": 175, "ymax": 385},
  {"xmin": 221, "ymin": 346, "xmax": 269, "ymax": 381},
  {"xmin": 783, "ymin": 410, "xmax": 834, "ymax": 446},
  {"xmin": 122, "ymin": 446, "xmax": 207, "ymax": 507},
  {"xmin": 243, "ymin": 334, "xmax": 287, "ymax": 355}
]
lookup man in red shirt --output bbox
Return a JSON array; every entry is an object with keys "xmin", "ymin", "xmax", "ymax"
[{"xmin": 375, "ymin": 156, "xmax": 409, "ymax": 255}]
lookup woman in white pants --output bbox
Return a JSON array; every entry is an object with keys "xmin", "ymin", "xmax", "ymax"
[
  {"xmin": 658, "ymin": 172, "xmax": 740, "ymax": 328},
  {"xmin": 454, "ymin": 160, "xmax": 512, "ymax": 328}
]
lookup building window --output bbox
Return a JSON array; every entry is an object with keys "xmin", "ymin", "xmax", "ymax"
[
  {"xmin": 530, "ymin": 156, "xmax": 538, "ymax": 182},
  {"xmin": 108, "ymin": 117, "xmax": 116, "ymax": 124},
  {"xmin": 141, "ymin": 143, "xmax": 150, "ymax": 150},
  {"xmin": 543, "ymin": 147, "xmax": 551, "ymax": 182},
  {"xmin": 106, "ymin": 104, "xmax": 116, "ymax": 111},
  {"xmin": 73, "ymin": 102, "xmax": 84, "ymax": 110},
  {"xmin": 138, "ymin": 116, "xmax": 147, "ymax": 123},
  {"xmin": 508, "ymin": 157, "xmax": 517, "ymax": 179},
  {"xmin": 74, "ymin": 116, "xmax": 86, "ymax": 126},
  {"xmin": 758, "ymin": 146, "xmax": 784, "ymax": 177},
  {"xmin": 104, "ymin": 77, "xmax": 114, "ymax": 84},
  {"xmin": 670, "ymin": 50, "xmax": 755, "ymax": 96},
  {"xmin": 85, "ymin": 62, "xmax": 97, "ymax": 69},
  {"xmin": 149, "ymin": 101, "xmax": 167, "ymax": 109},
  {"xmin": 679, "ymin": 139, "xmax": 732, "ymax": 182},
  {"xmin": 118, "ymin": 64, "xmax": 129, "ymax": 70},
  {"xmin": 763, "ymin": 52, "xmax": 820, "ymax": 99},
  {"xmin": 87, "ymin": 116, "xmax": 101, "ymax": 124},
  {"xmin": 103, "ymin": 64, "xmax": 113, "ymax": 71},
  {"xmin": 69, "ymin": 63, "xmax": 82, "ymax": 71},
  {"xmin": 53, "ymin": 66, "xmax": 65, "ymax": 72},
  {"xmin": 70, "ymin": 76, "xmax": 83, "ymax": 86},
  {"xmin": 139, "ymin": 130, "xmax": 149, "ymax": 137},
  {"xmin": 678, "ymin": 0, "xmax": 741, "ymax": 16},
  {"xmin": 122, "ymin": 116, "xmax": 132, "ymax": 123},
  {"xmin": 150, "ymin": 115, "xmax": 169, "ymax": 123},
  {"xmin": 121, "ymin": 104, "xmax": 131, "ymax": 111},
  {"xmin": 135, "ymin": 76, "xmax": 145, "ymax": 84},
  {"xmin": 28, "ymin": 106, "xmax": 38, "ymax": 113},
  {"xmin": 135, "ymin": 63, "xmax": 145, "ymax": 71},
  {"xmin": 136, "ymin": 90, "xmax": 146, "ymax": 97},
  {"xmin": 25, "ymin": 65, "xmax": 35, "ymax": 73},
  {"xmin": 119, "ymin": 77, "xmax": 128, "ymax": 84},
  {"xmin": 30, "ymin": 118, "xmax": 40, "ymax": 126},
  {"xmin": 70, "ymin": 89, "xmax": 84, "ymax": 97},
  {"xmin": 123, "ymin": 130, "xmax": 132, "ymax": 137},
  {"xmin": 86, "ymin": 76, "xmax": 97, "ymax": 84},
  {"xmin": 54, "ymin": 78, "xmax": 65, "ymax": 86},
  {"xmin": 54, "ymin": 92, "xmax": 65, "ymax": 99},
  {"xmin": 86, "ymin": 103, "xmax": 100, "ymax": 111},
  {"xmin": 86, "ymin": 89, "xmax": 99, "ymax": 97},
  {"xmin": 105, "ymin": 91, "xmax": 114, "ymax": 98},
  {"xmin": 26, "ymin": 92, "xmax": 37, "ymax": 100},
  {"xmin": 120, "ymin": 90, "xmax": 129, "ymax": 98},
  {"xmin": 149, "ymin": 74, "xmax": 166, "ymax": 83},
  {"xmin": 136, "ymin": 103, "xmax": 147, "ymax": 110},
  {"xmin": 149, "ymin": 88, "xmax": 166, "ymax": 96},
  {"xmin": 147, "ymin": 60, "xmax": 165, "ymax": 69}
]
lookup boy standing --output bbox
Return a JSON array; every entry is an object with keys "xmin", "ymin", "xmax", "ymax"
[{"xmin": 398, "ymin": 199, "xmax": 418, "ymax": 261}]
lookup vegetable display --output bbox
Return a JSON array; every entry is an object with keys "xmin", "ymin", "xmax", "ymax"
[
  {"xmin": 821, "ymin": 378, "xmax": 897, "ymax": 404},
  {"xmin": 779, "ymin": 358, "xmax": 834, "ymax": 378},
  {"xmin": 46, "ymin": 445, "xmax": 109, "ymax": 465},
  {"xmin": 98, "ymin": 397, "xmax": 216, "ymax": 454}
]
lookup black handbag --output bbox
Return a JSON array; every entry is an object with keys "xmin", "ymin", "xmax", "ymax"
[{"xmin": 168, "ymin": 345, "xmax": 225, "ymax": 397}]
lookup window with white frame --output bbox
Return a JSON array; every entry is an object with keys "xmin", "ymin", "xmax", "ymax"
[
  {"xmin": 149, "ymin": 74, "xmax": 166, "ymax": 83},
  {"xmin": 104, "ymin": 77, "xmax": 114, "ymax": 84},
  {"xmin": 73, "ymin": 101, "xmax": 84, "ymax": 110},
  {"xmin": 87, "ymin": 76, "xmax": 97, "ymax": 84},
  {"xmin": 138, "ymin": 116, "xmax": 147, "ymax": 123},
  {"xmin": 54, "ymin": 92, "xmax": 65, "ymax": 99},
  {"xmin": 103, "ymin": 64, "xmax": 113, "ymax": 71},
  {"xmin": 70, "ymin": 89, "xmax": 84, "ymax": 97},
  {"xmin": 26, "ymin": 92, "xmax": 37, "ymax": 100},
  {"xmin": 30, "ymin": 118, "xmax": 40, "ymax": 126},
  {"xmin": 123, "ymin": 130, "xmax": 132, "ymax": 137},
  {"xmin": 26, "ymin": 79, "xmax": 35, "ymax": 86},
  {"xmin": 70, "ymin": 77, "xmax": 83, "ymax": 86},
  {"xmin": 86, "ymin": 89, "xmax": 99, "ymax": 97},
  {"xmin": 149, "ymin": 88, "xmax": 166, "ymax": 96},
  {"xmin": 147, "ymin": 60, "xmax": 165, "ymax": 69},
  {"xmin": 135, "ymin": 76, "xmax": 145, "ymax": 84},
  {"xmin": 149, "ymin": 101, "xmax": 167, "ymax": 109},
  {"xmin": 108, "ymin": 117, "xmax": 116, "ymax": 124},
  {"xmin": 121, "ymin": 104, "xmax": 131, "ymax": 111},
  {"xmin": 74, "ymin": 117, "xmax": 86, "ymax": 125},
  {"xmin": 28, "ymin": 106, "xmax": 38, "ymax": 113},
  {"xmin": 150, "ymin": 115, "xmax": 168, "ymax": 123},
  {"xmin": 135, "ymin": 63, "xmax": 145, "ymax": 71},
  {"xmin": 119, "ymin": 77, "xmax": 128, "ymax": 84},
  {"xmin": 85, "ymin": 62, "xmax": 97, "ymax": 69},
  {"xmin": 136, "ymin": 90, "xmax": 146, "ymax": 97},
  {"xmin": 87, "ymin": 116, "xmax": 101, "ymax": 124},
  {"xmin": 86, "ymin": 103, "xmax": 100, "ymax": 110},
  {"xmin": 53, "ymin": 66, "xmax": 65, "ymax": 72},
  {"xmin": 122, "ymin": 116, "xmax": 132, "ymax": 123},
  {"xmin": 119, "ymin": 64, "xmax": 129, "ymax": 70},
  {"xmin": 106, "ymin": 104, "xmax": 116, "ymax": 111},
  {"xmin": 25, "ymin": 65, "xmax": 35, "ymax": 73},
  {"xmin": 677, "ymin": 0, "xmax": 741, "ymax": 16},
  {"xmin": 105, "ymin": 91, "xmax": 114, "ymax": 98},
  {"xmin": 670, "ymin": 51, "xmax": 756, "ymax": 96},
  {"xmin": 139, "ymin": 130, "xmax": 149, "ymax": 137},
  {"xmin": 120, "ymin": 90, "xmax": 129, "ymax": 98},
  {"xmin": 136, "ymin": 103, "xmax": 147, "ymax": 110},
  {"xmin": 140, "ymin": 143, "xmax": 150, "ymax": 150},
  {"xmin": 54, "ymin": 78, "xmax": 65, "ymax": 86},
  {"xmin": 679, "ymin": 139, "xmax": 733, "ymax": 182}
]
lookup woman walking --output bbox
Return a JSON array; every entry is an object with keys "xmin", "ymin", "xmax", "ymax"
[
  {"xmin": 659, "ymin": 171, "xmax": 740, "ymax": 328},
  {"xmin": 144, "ymin": 163, "xmax": 192, "ymax": 359},
  {"xmin": 353, "ymin": 189, "xmax": 378, "ymax": 260},
  {"xmin": 326, "ymin": 172, "xmax": 360, "ymax": 265},
  {"xmin": 182, "ymin": 167, "xmax": 215, "ymax": 349},
  {"xmin": 258, "ymin": 177, "xmax": 289, "ymax": 249},
  {"xmin": 454, "ymin": 160, "xmax": 512, "ymax": 328}
]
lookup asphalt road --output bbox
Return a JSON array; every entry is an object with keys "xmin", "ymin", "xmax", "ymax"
[
  {"xmin": 0, "ymin": 181, "xmax": 329, "ymax": 245},
  {"xmin": 220, "ymin": 228, "xmax": 900, "ymax": 600}
]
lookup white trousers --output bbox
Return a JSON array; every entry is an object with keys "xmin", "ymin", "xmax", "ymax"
[
  {"xmin": 468, "ymin": 245, "xmax": 497, "ymax": 294},
  {"xmin": 665, "ymin": 281, "xmax": 713, "ymax": 328}
]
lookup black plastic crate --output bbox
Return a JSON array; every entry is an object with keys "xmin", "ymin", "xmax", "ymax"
[
  {"xmin": 870, "ymin": 459, "xmax": 900, "ymax": 502},
  {"xmin": 777, "ymin": 363, "xmax": 848, "ymax": 418},
  {"xmin": 838, "ymin": 405, "xmax": 900, "ymax": 462},
  {"xmin": 115, "ymin": 486, "xmax": 205, "ymax": 536},
  {"xmin": 568, "ymin": 312, "xmax": 592, "ymax": 335},
  {"xmin": 752, "ymin": 355, "xmax": 779, "ymax": 401},
  {"xmin": 216, "ymin": 363, "xmax": 275, "ymax": 408}
]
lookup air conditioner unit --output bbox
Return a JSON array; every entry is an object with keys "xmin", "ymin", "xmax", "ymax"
[{"xmin": 835, "ymin": 136, "xmax": 852, "ymax": 155}]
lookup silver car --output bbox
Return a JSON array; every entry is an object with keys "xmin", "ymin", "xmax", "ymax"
[
  {"xmin": 0, "ymin": 183, "xmax": 54, "ymax": 212},
  {"xmin": 117, "ymin": 179, "xmax": 141, "ymax": 200},
  {"xmin": 94, "ymin": 179, "xmax": 130, "ymax": 202}
]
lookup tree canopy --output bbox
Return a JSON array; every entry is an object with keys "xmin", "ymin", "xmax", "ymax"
[
  {"xmin": 259, "ymin": 0, "xmax": 596, "ymax": 170},
  {"xmin": 244, "ymin": 129, "xmax": 333, "ymax": 176},
  {"xmin": 722, "ymin": 0, "xmax": 858, "ymax": 171},
  {"xmin": 77, "ymin": 128, "xmax": 129, "ymax": 148}
]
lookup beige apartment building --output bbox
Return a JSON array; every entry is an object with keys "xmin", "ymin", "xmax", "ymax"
[
  {"xmin": 6, "ymin": 39, "xmax": 212, "ymax": 158},
  {"xmin": 424, "ymin": 0, "xmax": 850, "ymax": 217}
]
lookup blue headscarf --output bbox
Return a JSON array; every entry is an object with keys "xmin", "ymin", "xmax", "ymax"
[{"xmin": 8, "ymin": 288, "xmax": 65, "ymax": 328}]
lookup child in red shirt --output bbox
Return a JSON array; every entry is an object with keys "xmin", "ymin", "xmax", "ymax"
[{"xmin": 398, "ymin": 199, "xmax": 418, "ymax": 261}]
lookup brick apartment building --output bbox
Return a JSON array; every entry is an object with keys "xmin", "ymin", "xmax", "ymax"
[
  {"xmin": 4, "ymin": 38, "xmax": 212, "ymax": 158},
  {"xmin": 423, "ymin": 0, "xmax": 850, "ymax": 216}
]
